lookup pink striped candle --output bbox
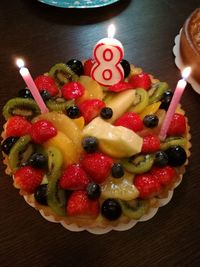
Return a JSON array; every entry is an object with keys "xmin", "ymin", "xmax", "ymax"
[
  {"xmin": 16, "ymin": 59, "xmax": 49, "ymax": 114},
  {"xmin": 159, "ymin": 67, "xmax": 191, "ymax": 141}
]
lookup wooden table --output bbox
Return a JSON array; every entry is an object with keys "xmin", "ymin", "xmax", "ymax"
[{"xmin": 0, "ymin": 0, "xmax": 200, "ymax": 266}]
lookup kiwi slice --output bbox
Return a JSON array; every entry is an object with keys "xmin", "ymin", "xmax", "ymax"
[
  {"xmin": 3, "ymin": 98, "xmax": 40, "ymax": 120},
  {"xmin": 128, "ymin": 88, "xmax": 149, "ymax": 113},
  {"xmin": 119, "ymin": 199, "xmax": 149, "ymax": 220},
  {"xmin": 49, "ymin": 63, "xmax": 79, "ymax": 87},
  {"xmin": 122, "ymin": 154, "xmax": 154, "ymax": 174},
  {"xmin": 148, "ymin": 82, "xmax": 169, "ymax": 104},
  {"xmin": 8, "ymin": 135, "xmax": 33, "ymax": 171},
  {"xmin": 46, "ymin": 146, "xmax": 66, "ymax": 217},
  {"xmin": 161, "ymin": 136, "xmax": 187, "ymax": 151},
  {"xmin": 46, "ymin": 98, "xmax": 74, "ymax": 113}
]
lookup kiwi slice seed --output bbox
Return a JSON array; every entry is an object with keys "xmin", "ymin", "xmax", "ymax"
[
  {"xmin": 148, "ymin": 82, "xmax": 169, "ymax": 104},
  {"xmin": 128, "ymin": 88, "xmax": 149, "ymax": 113},
  {"xmin": 161, "ymin": 136, "xmax": 187, "ymax": 151},
  {"xmin": 119, "ymin": 199, "xmax": 149, "ymax": 220},
  {"xmin": 122, "ymin": 154, "xmax": 154, "ymax": 174}
]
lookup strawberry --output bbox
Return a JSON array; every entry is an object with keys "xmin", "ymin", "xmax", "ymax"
[
  {"xmin": 82, "ymin": 152, "xmax": 113, "ymax": 184},
  {"xmin": 108, "ymin": 81, "xmax": 133, "ymax": 92},
  {"xmin": 66, "ymin": 190, "xmax": 99, "ymax": 217},
  {"xmin": 134, "ymin": 173, "xmax": 161, "ymax": 199},
  {"xmin": 84, "ymin": 58, "xmax": 95, "ymax": 76},
  {"xmin": 30, "ymin": 120, "xmax": 57, "ymax": 144},
  {"xmin": 142, "ymin": 134, "xmax": 160, "ymax": 153},
  {"xmin": 34, "ymin": 75, "xmax": 59, "ymax": 96},
  {"xmin": 59, "ymin": 164, "xmax": 90, "ymax": 190},
  {"xmin": 129, "ymin": 73, "xmax": 151, "ymax": 90},
  {"xmin": 114, "ymin": 112, "xmax": 143, "ymax": 132},
  {"xmin": 78, "ymin": 99, "xmax": 105, "ymax": 124},
  {"xmin": 167, "ymin": 113, "xmax": 186, "ymax": 136},
  {"xmin": 14, "ymin": 166, "xmax": 44, "ymax": 193},
  {"xmin": 61, "ymin": 81, "xmax": 85, "ymax": 100},
  {"xmin": 150, "ymin": 166, "xmax": 176, "ymax": 186},
  {"xmin": 6, "ymin": 116, "xmax": 32, "ymax": 137}
]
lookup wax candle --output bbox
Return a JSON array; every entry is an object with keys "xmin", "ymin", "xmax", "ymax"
[
  {"xmin": 91, "ymin": 24, "xmax": 124, "ymax": 86},
  {"xmin": 159, "ymin": 67, "xmax": 191, "ymax": 140},
  {"xmin": 16, "ymin": 59, "xmax": 49, "ymax": 114}
]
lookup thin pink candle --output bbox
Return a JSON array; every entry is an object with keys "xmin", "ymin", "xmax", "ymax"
[
  {"xmin": 16, "ymin": 59, "xmax": 49, "ymax": 114},
  {"xmin": 159, "ymin": 67, "xmax": 191, "ymax": 141}
]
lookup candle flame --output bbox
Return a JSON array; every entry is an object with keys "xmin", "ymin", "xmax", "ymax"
[
  {"xmin": 108, "ymin": 24, "xmax": 116, "ymax": 38},
  {"xmin": 182, "ymin": 67, "xmax": 191, "ymax": 80},
  {"xmin": 16, "ymin": 58, "xmax": 25, "ymax": 68}
]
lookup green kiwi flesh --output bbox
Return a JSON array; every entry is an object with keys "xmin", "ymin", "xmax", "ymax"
[
  {"xmin": 128, "ymin": 88, "xmax": 149, "ymax": 113},
  {"xmin": 119, "ymin": 199, "xmax": 149, "ymax": 220},
  {"xmin": 148, "ymin": 82, "xmax": 169, "ymax": 104},
  {"xmin": 122, "ymin": 154, "xmax": 154, "ymax": 174},
  {"xmin": 3, "ymin": 98, "xmax": 40, "ymax": 120},
  {"xmin": 46, "ymin": 146, "xmax": 66, "ymax": 217},
  {"xmin": 161, "ymin": 136, "xmax": 187, "ymax": 151},
  {"xmin": 46, "ymin": 99, "xmax": 74, "ymax": 112}
]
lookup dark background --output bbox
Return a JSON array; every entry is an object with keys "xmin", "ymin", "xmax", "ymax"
[{"xmin": 0, "ymin": 0, "xmax": 200, "ymax": 266}]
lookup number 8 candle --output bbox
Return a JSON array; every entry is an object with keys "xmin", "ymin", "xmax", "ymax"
[{"xmin": 91, "ymin": 24, "xmax": 124, "ymax": 86}]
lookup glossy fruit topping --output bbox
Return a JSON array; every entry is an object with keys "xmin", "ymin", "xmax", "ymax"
[
  {"xmin": 114, "ymin": 112, "xmax": 143, "ymax": 132},
  {"xmin": 143, "ymin": 114, "xmax": 159, "ymax": 128},
  {"xmin": 101, "ymin": 199, "xmax": 122, "ymax": 221},
  {"xmin": 40, "ymin": 90, "xmax": 52, "ymax": 101},
  {"xmin": 111, "ymin": 163, "xmax": 124, "ymax": 178},
  {"xmin": 119, "ymin": 199, "xmax": 149, "ymax": 220},
  {"xmin": 28, "ymin": 153, "xmax": 48, "ymax": 169},
  {"xmin": 30, "ymin": 120, "xmax": 57, "ymax": 144},
  {"xmin": 100, "ymin": 107, "xmax": 113, "ymax": 119},
  {"xmin": 34, "ymin": 75, "xmax": 59, "ymax": 96},
  {"xmin": 128, "ymin": 88, "xmax": 149, "ymax": 113},
  {"xmin": 66, "ymin": 106, "xmax": 81, "ymax": 119},
  {"xmin": 142, "ymin": 134, "xmax": 160, "ymax": 153},
  {"xmin": 82, "ymin": 152, "xmax": 113, "ymax": 184},
  {"xmin": 82, "ymin": 136, "xmax": 98, "ymax": 153},
  {"xmin": 59, "ymin": 164, "xmax": 90, "ymax": 190},
  {"xmin": 6, "ymin": 116, "xmax": 32, "ymax": 137},
  {"xmin": 134, "ymin": 173, "xmax": 161, "ymax": 199},
  {"xmin": 34, "ymin": 184, "xmax": 48, "ymax": 205},
  {"xmin": 108, "ymin": 81, "xmax": 133, "ymax": 92},
  {"xmin": 86, "ymin": 182, "xmax": 101, "ymax": 200},
  {"xmin": 18, "ymin": 88, "xmax": 33, "ymax": 99},
  {"xmin": 160, "ymin": 90, "xmax": 173, "ymax": 110},
  {"xmin": 165, "ymin": 145, "xmax": 187, "ymax": 167},
  {"xmin": 14, "ymin": 166, "xmax": 44, "ymax": 193},
  {"xmin": 120, "ymin": 59, "xmax": 131, "ymax": 78},
  {"xmin": 148, "ymin": 82, "xmax": 169, "ymax": 104},
  {"xmin": 62, "ymin": 81, "xmax": 85, "ymax": 100},
  {"xmin": 167, "ymin": 113, "xmax": 186, "ymax": 136},
  {"xmin": 154, "ymin": 151, "xmax": 168, "ymax": 167},
  {"xmin": 129, "ymin": 73, "xmax": 151, "ymax": 90},
  {"xmin": 151, "ymin": 166, "xmax": 176, "ymax": 186},
  {"xmin": 84, "ymin": 58, "xmax": 95, "ymax": 76},
  {"xmin": 67, "ymin": 190, "xmax": 99, "ymax": 217},
  {"xmin": 66, "ymin": 59, "xmax": 84, "ymax": 76},
  {"xmin": 1, "ymin": 136, "xmax": 19, "ymax": 155},
  {"xmin": 122, "ymin": 154, "xmax": 154, "ymax": 174}
]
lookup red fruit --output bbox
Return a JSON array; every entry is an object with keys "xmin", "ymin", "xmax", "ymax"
[
  {"xmin": 167, "ymin": 113, "xmax": 186, "ymax": 136},
  {"xmin": 129, "ymin": 73, "xmax": 151, "ymax": 90},
  {"xmin": 34, "ymin": 75, "xmax": 59, "ymax": 96},
  {"xmin": 66, "ymin": 190, "xmax": 99, "ymax": 217},
  {"xmin": 6, "ymin": 116, "xmax": 32, "ymax": 137},
  {"xmin": 134, "ymin": 173, "xmax": 161, "ymax": 199},
  {"xmin": 78, "ymin": 99, "xmax": 105, "ymax": 124},
  {"xmin": 82, "ymin": 152, "xmax": 113, "ymax": 184},
  {"xmin": 108, "ymin": 81, "xmax": 133, "ymax": 92},
  {"xmin": 14, "ymin": 166, "xmax": 44, "ymax": 193},
  {"xmin": 84, "ymin": 58, "xmax": 95, "ymax": 76},
  {"xmin": 114, "ymin": 112, "xmax": 143, "ymax": 132},
  {"xmin": 61, "ymin": 81, "xmax": 85, "ymax": 100},
  {"xmin": 151, "ymin": 166, "xmax": 176, "ymax": 186},
  {"xmin": 30, "ymin": 120, "xmax": 57, "ymax": 144},
  {"xmin": 59, "ymin": 164, "xmax": 90, "ymax": 190},
  {"xmin": 142, "ymin": 134, "xmax": 160, "ymax": 153}
]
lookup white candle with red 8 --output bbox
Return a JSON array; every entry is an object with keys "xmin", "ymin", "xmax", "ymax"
[{"xmin": 91, "ymin": 24, "xmax": 124, "ymax": 86}]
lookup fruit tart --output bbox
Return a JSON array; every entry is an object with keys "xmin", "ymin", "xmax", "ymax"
[{"xmin": 1, "ymin": 58, "xmax": 191, "ymax": 231}]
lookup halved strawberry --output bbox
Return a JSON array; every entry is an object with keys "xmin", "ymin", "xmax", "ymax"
[
  {"xmin": 108, "ymin": 81, "xmax": 133, "ymax": 92},
  {"xmin": 6, "ymin": 116, "xmax": 32, "ymax": 137},
  {"xmin": 129, "ymin": 73, "xmax": 151, "ymax": 90},
  {"xmin": 150, "ymin": 166, "xmax": 176, "ymax": 186},
  {"xmin": 30, "ymin": 120, "xmax": 57, "ymax": 144},
  {"xmin": 114, "ymin": 112, "xmax": 143, "ymax": 132},
  {"xmin": 142, "ymin": 134, "xmax": 160, "ymax": 153},
  {"xmin": 167, "ymin": 113, "xmax": 186, "ymax": 136},
  {"xmin": 61, "ymin": 81, "xmax": 85, "ymax": 100},
  {"xmin": 84, "ymin": 58, "xmax": 95, "ymax": 76},
  {"xmin": 34, "ymin": 75, "xmax": 59, "ymax": 96}
]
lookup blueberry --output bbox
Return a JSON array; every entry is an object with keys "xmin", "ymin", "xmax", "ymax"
[
  {"xmin": 120, "ymin": 59, "xmax": 131, "ymax": 78},
  {"xmin": 101, "ymin": 199, "xmax": 122, "ymax": 221},
  {"xmin": 18, "ymin": 88, "xmax": 33, "ymax": 99},
  {"xmin": 87, "ymin": 182, "xmax": 101, "ymax": 200},
  {"xmin": 111, "ymin": 163, "xmax": 124, "ymax": 178},
  {"xmin": 34, "ymin": 184, "xmax": 48, "ymax": 205},
  {"xmin": 160, "ymin": 91, "xmax": 173, "ymax": 110},
  {"xmin": 82, "ymin": 136, "xmax": 98, "ymax": 153},
  {"xmin": 66, "ymin": 106, "xmax": 80, "ymax": 119},
  {"xmin": 1, "ymin": 136, "xmax": 19, "ymax": 155},
  {"xmin": 66, "ymin": 59, "xmax": 84, "ymax": 76},
  {"xmin": 165, "ymin": 145, "xmax": 187, "ymax": 167},
  {"xmin": 143, "ymin": 114, "xmax": 159, "ymax": 128},
  {"xmin": 28, "ymin": 153, "xmax": 47, "ymax": 169},
  {"xmin": 154, "ymin": 151, "xmax": 168, "ymax": 167},
  {"xmin": 100, "ymin": 107, "xmax": 113, "ymax": 120},
  {"xmin": 40, "ymin": 90, "xmax": 51, "ymax": 101}
]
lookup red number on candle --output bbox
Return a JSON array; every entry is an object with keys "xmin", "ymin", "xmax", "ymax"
[{"xmin": 91, "ymin": 43, "xmax": 124, "ymax": 86}]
